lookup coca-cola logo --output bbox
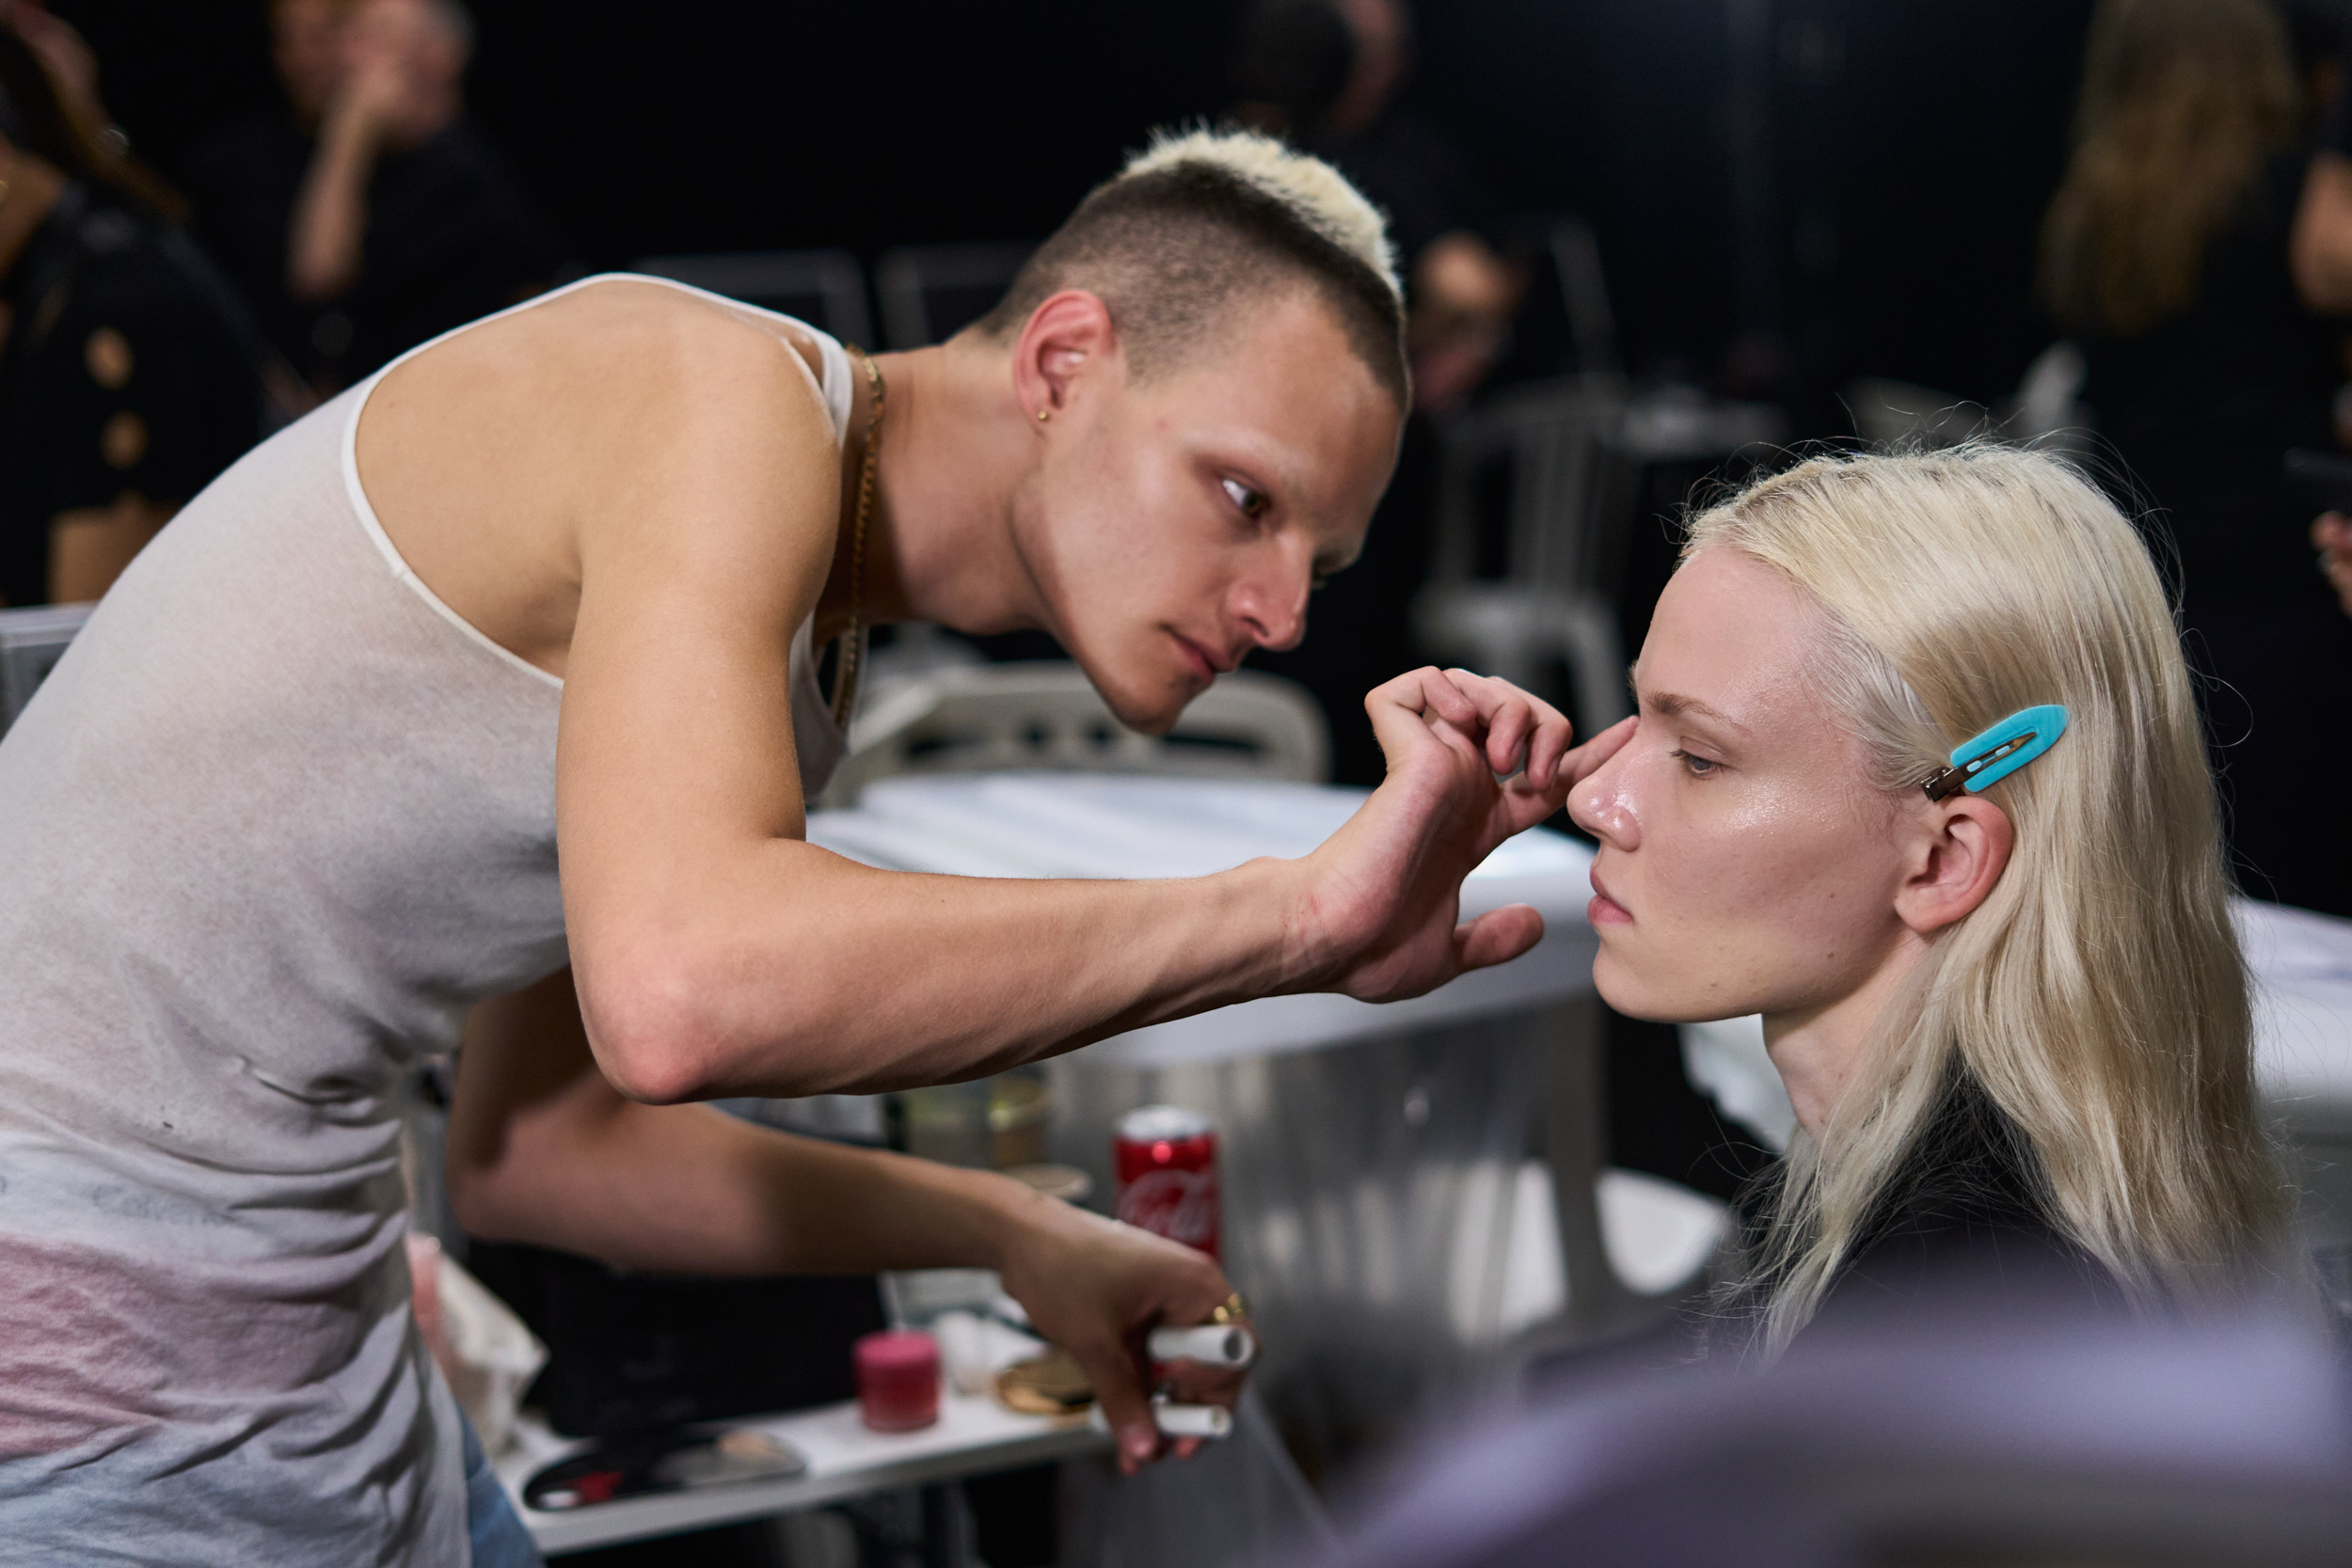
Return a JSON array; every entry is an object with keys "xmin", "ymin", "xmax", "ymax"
[{"xmin": 1117, "ymin": 1167, "xmax": 1218, "ymax": 1251}]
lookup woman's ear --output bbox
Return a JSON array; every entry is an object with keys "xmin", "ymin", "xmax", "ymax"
[
  {"xmin": 1894, "ymin": 793, "xmax": 2014, "ymax": 935},
  {"xmin": 1010, "ymin": 289, "xmax": 1119, "ymax": 426}
]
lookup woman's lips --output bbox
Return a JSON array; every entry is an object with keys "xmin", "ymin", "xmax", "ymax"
[{"xmin": 1586, "ymin": 870, "xmax": 1631, "ymax": 927}]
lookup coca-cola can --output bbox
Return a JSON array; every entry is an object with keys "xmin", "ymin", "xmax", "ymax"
[{"xmin": 1113, "ymin": 1104, "xmax": 1219, "ymax": 1259}]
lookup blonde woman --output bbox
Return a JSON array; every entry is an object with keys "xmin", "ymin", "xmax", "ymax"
[{"xmin": 1571, "ymin": 445, "xmax": 2290, "ymax": 1355}]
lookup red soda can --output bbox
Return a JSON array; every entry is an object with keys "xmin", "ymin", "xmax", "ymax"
[{"xmin": 1113, "ymin": 1104, "xmax": 1219, "ymax": 1259}]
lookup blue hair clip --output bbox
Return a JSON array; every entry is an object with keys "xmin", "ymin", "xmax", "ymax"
[{"xmin": 1920, "ymin": 705, "xmax": 2069, "ymax": 800}]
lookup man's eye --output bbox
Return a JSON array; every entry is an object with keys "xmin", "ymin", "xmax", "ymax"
[
  {"xmin": 1221, "ymin": 478, "xmax": 1269, "ymax": 519},
  {"xmin": 1671, "ymin": 748, "xmax": 1719, "ymax": 777}
]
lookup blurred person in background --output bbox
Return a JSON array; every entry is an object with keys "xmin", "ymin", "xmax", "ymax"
[
  {"xmin": 2041, "ymin": 0, "xmax": 2352, "ymax": 915},
  {"xmin": 1574, "ymin": 448, "xmax": 2291, "ymax": 1358},
  {"xmin": 1233, "ymin": 0, "xmax": 1521, "ymax": 417},
  {"xmin": 2285, "ymin": 7, "xmax": 2352, "ymax": 627},
  {"xmin": 182, "ymin": 0, "xmax": 563, "ymax": 395},
  {"xmin": 1232, "ymin": 0, "xmax": 1525, "ymax": 785},
  {"xmin": 0, "ymin": 17, "xmax": 279, "ymax": 606}
]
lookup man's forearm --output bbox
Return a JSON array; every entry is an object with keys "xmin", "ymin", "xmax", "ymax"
[
  {"xmin": 570, "ymin": 843, "xmax": 1316, "ymax": 1103},
  {"xmin": 450, "ymin": 980, "xmax": 1041, "ymax": 1275},
  {"xmin": 478, "ymin": 1102, "xmax": 1043, "ymax": 1275},
  {"xmin": 563, "ymin": 669, "xmax": 1584, "ymax": 1107}
]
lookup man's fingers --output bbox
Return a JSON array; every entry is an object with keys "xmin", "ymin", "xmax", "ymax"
[
  {"xmin": 1497, "ymin": 770, "xmax": 1574, "ymax": 838},
  {"xmin": 1492, "ymin": 713, "xmax": 1621, "ymax": 832},
  {"xmin": 1373, "ymin": 666, "xmax": 1479, "ymax": 728},
  {"xmin": 1069, "ymin": 1337, "xmax": 1159, "ymax": 1475},
  {"xmin": 1484, "ymin": 697, "xmax": 1533, "ymax": 776},
  {"xmin": 1365, "ymin": 673, "xmax": 1486, "ymax": 774},
  {"xmin": 1525, "ymin": 709, "xmax": 1576, "ymax": 791},
  {"xmin": 1438, "ymin": 669, "xmax": 1576, "ymax": 777},
  {"xmin": 1151, "ymin": 1356, "xmax": 1248, "ymax": 1407},
  {"xmin": 1454, "ymin": 904, "xmax": 1545, "ymax": 972},
  {"xmin": 1564, "ymin": 715, "xmax": 1637, "ymax": 787},
  {"xmin": 1368, "ymin": 670, "xmax": 1582, "ymax": 784}
]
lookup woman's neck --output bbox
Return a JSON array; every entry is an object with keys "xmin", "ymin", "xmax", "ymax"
[
  {"xmin": 1762, "ymin": 931, "xmax": 1929, "ymax": 1142},
  {"xmin": 813, "ymin": 336, "xmax": 1042, "ymax": 646}
]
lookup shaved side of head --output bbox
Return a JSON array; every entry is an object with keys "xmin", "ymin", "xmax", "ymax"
[{"xmin": 976, "ymin": 128, "xmax": 1409, "ymax": 409}]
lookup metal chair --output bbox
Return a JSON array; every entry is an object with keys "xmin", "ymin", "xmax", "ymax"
[
  {"xmin": 2005, "ymin": 339, "xmax": 2098, "ymax": 468},
  {"xmin": 1548, "ymin": 214, "xmax": 1622, "ymax": 376},
  {"xmin": 632, "ymin": 247, "xmax": 874, "ymax": 347},
  {"xmin": 1843, "ymin": 374, "xmax": 1996, "ymax": 450},
  {"xmin": 1411, "ymin": 376, "xmax": 1638, "ymax": 736},
  {"xmin": 872, "ymin": 241, "xmax": 1036, "ymax": 349},
  {"xmin": 0, "ymin": 601, "xmax": 91, "ymax": 736},
  {"xmin": 816, "ymin": 661, "xmax": 1328, "ymax": 809}
]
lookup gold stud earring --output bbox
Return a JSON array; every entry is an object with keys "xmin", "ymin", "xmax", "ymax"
[{"xmin": 1037, "ymin": 407, "xmax": 1050, "ymax": 422}]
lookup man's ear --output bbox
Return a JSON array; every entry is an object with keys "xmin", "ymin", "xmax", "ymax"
[
  {"xmin": 1010, "ymin": 290, "xmax": 1119, "ymax": 426},
  {"xmin": 1894, "ymin": 793, "xmax": 2014, "ymax": 935}
]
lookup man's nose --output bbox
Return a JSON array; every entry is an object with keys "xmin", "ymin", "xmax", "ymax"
[
  {"xmin": 1233, "ymin": 566, "xmax": 1310, "ymax": 654},
  {"xmin": 1568, "ymin": 728, "xmax": 1640, "ymax": 848}
]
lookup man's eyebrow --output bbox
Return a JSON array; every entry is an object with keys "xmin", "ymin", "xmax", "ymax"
[{"xmin": 1645, "ymin": 689, "xmax": 1749, "ymax": 732}]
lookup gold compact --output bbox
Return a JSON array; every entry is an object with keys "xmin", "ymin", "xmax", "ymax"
[{"xmin": 994, "ymin": 1349, "xmax": 1094, "ymax": 1416}]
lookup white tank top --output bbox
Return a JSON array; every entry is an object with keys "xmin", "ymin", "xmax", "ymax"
[{"xmin": 0, "ymin": 275, "xmax": 858, "ymax": 1565}]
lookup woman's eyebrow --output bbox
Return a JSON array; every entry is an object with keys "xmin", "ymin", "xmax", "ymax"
[{"xmin": 1647, "ymin": 689, "xmax": 1748, "ymax": 733}]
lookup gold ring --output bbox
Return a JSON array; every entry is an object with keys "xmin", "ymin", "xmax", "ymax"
[{"xmin": 1209, "ymin": 1291, "xmax": 1248, "ymax": 1323}]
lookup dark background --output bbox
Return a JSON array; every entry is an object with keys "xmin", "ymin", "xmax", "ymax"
[{"xmin": 49, "ymin": 0, "xmax": 2097, "ymax": 421}]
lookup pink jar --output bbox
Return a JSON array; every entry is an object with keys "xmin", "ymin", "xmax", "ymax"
[{"xmin": 854, "ymin": 1329, "xmax": 941, "ymax": 1432}]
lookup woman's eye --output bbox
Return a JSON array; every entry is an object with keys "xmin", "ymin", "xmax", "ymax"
[
  {"xmin": 1671, "ymin": 748, "xmax": 1720, "ymax": 777},
  {"xmin": 1221, "ymin": 477, "xmax": 1270, "ymax": 520}
]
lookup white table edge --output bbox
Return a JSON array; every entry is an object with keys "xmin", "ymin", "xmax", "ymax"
[{"xmin": 500, "ymin": 1401, "xmax": 1110, "ymax": 1556}]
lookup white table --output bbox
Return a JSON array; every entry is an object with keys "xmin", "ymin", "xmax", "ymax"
[
  {"xmin": 499, "ymin": 1390, "xmax": 1106, "ymax": 1557},
  {"xmin": 2237, "ymin": 901, "xmax": 2352, "ymax": 1137}
]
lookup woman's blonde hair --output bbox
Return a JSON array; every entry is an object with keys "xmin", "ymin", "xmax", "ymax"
[
  {"xmin": 2041, "ymin": 0, "xmax": 2299, "ymax": 336},
  {"xmin": 1683, "ymin": 445, "xmax": 2289, "ymax": 1355}
]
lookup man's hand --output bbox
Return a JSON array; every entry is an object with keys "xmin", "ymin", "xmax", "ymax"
[
  {"xmin": 452, "ymin": 966, "xmax": 1245, "ymax": 1480},
  {"xmin": 1292, "ymin": 667, "xmax": 1634, "ymax": 1003},
  {"xmin": 992, "ymin": 1196, "xmax": 1244, "ymax": 1475}
]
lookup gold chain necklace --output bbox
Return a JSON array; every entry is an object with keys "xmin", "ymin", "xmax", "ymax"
[{"xmin": 833, "ymin": 345, "xmax": 884, "ymax": 726}]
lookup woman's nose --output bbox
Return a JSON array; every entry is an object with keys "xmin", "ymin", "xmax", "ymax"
[{"xmin": 1568, "ymin": 731, "xmax": 1639, "ymax": 848}]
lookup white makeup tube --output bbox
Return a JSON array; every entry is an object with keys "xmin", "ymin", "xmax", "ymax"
[
  {"xmin": 1146, "ymin": 1324, "xmax": 1257, "ymax": 1368},
  {"xmin": 1087, "ymin": 1401, "xmax": 1234, "ymax": 1440},
  {"xmin": 1150, "ymin": 1401, "xmax": 1233, "ymax": 1439}
]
